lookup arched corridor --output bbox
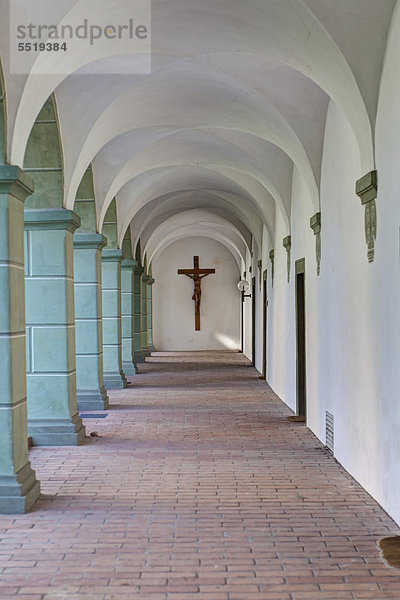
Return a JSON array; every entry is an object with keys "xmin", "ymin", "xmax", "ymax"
[
  {"xmin": 1, "ymin": 352, "xmax": 398, "ymax": 599},
  {"xmin": 1, "ymin": 1, "xmax": 400, "ymax": 595}
]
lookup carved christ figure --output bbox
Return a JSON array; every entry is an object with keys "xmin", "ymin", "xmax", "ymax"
[
  {"xmin": 178, "ymin": 256, "xmax": 215, "ymax": 331},
  {"xmin": 192, "ymin": 278, "xmax": 202, "ymax": 315}
]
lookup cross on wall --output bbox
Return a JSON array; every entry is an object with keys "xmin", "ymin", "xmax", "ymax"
[{"xmin": 178, "ymin": 256, "xmax": 215, "ymax": 331}]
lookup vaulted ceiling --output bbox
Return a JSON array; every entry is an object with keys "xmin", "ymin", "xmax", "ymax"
[{"xmin": 0, "ymin": 0, "xmax": 396, "ymax": 265}]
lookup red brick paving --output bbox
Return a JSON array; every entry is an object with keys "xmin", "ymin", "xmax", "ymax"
[{"xmin": 1, "ymin": 351, "xmax": 400, "ymax": 599}]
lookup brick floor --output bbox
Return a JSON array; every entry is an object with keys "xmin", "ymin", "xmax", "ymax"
[{"xmin": 1, "ymin": 351, "xmax": 400, "ymax": 599}]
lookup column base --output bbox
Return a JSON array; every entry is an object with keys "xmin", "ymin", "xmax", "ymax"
[
  {"xmin": 28, "ymin": 413, "xmax": 85, "ymax": 446},
  {"xmin": 0, "ymin": 462, "xmax": 41, "ymax": 514},
  {"xmin": 148, "ymin": 344, "xmax": 155, "ymax": 353},
  {"xmin": 122, "ymin": 361, "xmax": 137, "ymax": 375},
  {"xmin": 134, "ymin": 351, "xmax": 146, "ymax": 363},
  {"xmin": 77, "ymin": 386, "xmax": 109, "ymax": 411},
  {"xmin": 103, "ymin": 371, "xmax": 127, "ymax": 390}
]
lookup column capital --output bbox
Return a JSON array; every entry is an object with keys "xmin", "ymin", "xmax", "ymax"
[
  {"xmin": 121, "ymin": 258, "xmax": 136, "ymax": 270},
  {"xmin": 355, "ymin": 170, "xmax": 378, "ymax": 263},
  {"xmin": 142, "ymin": 273, "xmax": 151, "ymax": 283},
  {"xmin": 282, "ymin": 235, "xmax": 291, "ymax": 283},
  {"xmin": 24, "ymin": 208, "xmax": 81, "ymax": 233},
  {"xmin": 0, "ymin": 165, "xmax": 34, "ymax": 202},
  {"xmin": 101, "ymin": 248, "xmax": 124, "ymax": 263},
  {"xmin": 309, "ymin": 212, "xmax": 321, "ymax": 234},
  {"xmin": 147, "ymin": 278, "xmax": 155, "ymax": 286},
  {"xmin": 134, "ymin": 265, "xmax": 145, "ymax": 275},
  {"xmin": 310, "ymin": 212, "xmax": 322, "ymax": 276},
  {"xmin": 73, "ymin": 232, "xmax": 107, "ymax": 250},
  {"xmin": 356, "ymin": 170, "xmax": 377, "ymax": 205}
]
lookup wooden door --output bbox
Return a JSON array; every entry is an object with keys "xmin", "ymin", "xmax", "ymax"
[
  {"xmin": 262, "ymin": 270, "xmax": 268, "ymax": 379},
  {"xmin": 295, "ymin": 259, "xmax": 306, "ymax": 417}
]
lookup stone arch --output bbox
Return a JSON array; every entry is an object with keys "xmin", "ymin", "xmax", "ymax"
[
  {"xmin": 135, "ymin": 239, "xmax": 143, "ymax": 268},
  {"xmin": 115, "ymin": 165, "xmax": 278, "ymax": 248},
  {"xmin": 101, "ymin": 198, "xmax": 119, "ymax": 249},
  {"xmin": 129, "ymin": 191, "xmax": 258, "ymax": 259},
  {"xmin": 11, "ymin": 0, "xmax": 377, "ymax": 179},
  {"xmin": 122, "ymin": 227, "xmax": 133, "ymax": 261},
  {"xmin": 73, "ymin": 165, "xmax": 99, "ymax": 233},
  {"xmin": 96, "ymin": 128, "xmax": 293, "ymax": 236},
  {"xmin": 143, "ymin": 209, "xmax": 248, "ymax": 266},
  {"xmin": 23, "ymin": 95, "xmax": 64, "ymax": 209}
]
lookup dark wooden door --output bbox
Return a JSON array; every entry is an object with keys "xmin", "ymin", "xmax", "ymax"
[
  {"xmin": 295, "ymin": 259, "xmax": 306, "ymax": 417},
  {"xmin": 251, "ymin": 276, "xmax": 256, "ymax": 366},
  {"xmin": 262, "ymin": 270, "xmax": 268, "ymax": 379}
]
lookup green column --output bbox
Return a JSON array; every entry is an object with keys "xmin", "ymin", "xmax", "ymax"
[
  {"xmin": 73, "ymin": 233, "xmax": 109, "ymax": 411},
  {"xmin": 133, "ymin": 265, "xmax": 145, "ymax": 363},
  {"xmin": 141, "ymin": 273, "xmax": 150, "ymax": 358},
  {"xmin": 102, "ymin": 249, "xmax": 127, "ymax": 389},
  {"xmin": 24, "ymin": 209, "xmax": 85, "ymax": 446},
  {"xmin": 0, "ymin": 166, "xmax": 40, "ymax": 513},
  {"xmin": 147, "ymin": 278, "xmax": 155, "ymax": 353},
  {"xmin": 121, "ymin": 259, "xmax": 136, "ymax": 375}
]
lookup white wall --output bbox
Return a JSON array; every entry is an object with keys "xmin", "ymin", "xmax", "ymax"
[
  {"xmin": 153, "ymin": 237, "xmax": 240, "ymax": 351},
  {"xmin": 368, "ymin": 0, "xmax": 400, "ymax": 523},
  {"xmin": 255, "ymin": 32, "xmax": 400, "ymax": 526},
  {"xmin": 264, "ymin": 167, "xmax": 316, "ymax": 417}
]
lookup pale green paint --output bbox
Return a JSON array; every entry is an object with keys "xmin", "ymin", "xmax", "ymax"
[
  {"xmin": 0, "ymin": 75, "xmax": 5, "ymax": 165},
  {"xmin": 102, "ymin": 249, "xmax": 126, "ymax": 389},
  {"xmin": 73, "ymin": 233, "xmax": 108, "ymax": 410},
  {"xmin": 76, "ymin": 321, "xmax": 102, "ymax": 354},
  {"xmin": 25, "ymin": 279, "xmax": 74, "ymax": 324},
  {"xmin": 121, "ymin": 259, "xmax": 136, "ymax": 375},
  {"xmin": 147, "ymin": 277, "xmax": 155, "ymax": 352},
  {"xmin": 102, "ymin": 199, "xmax": 119, "ymax": 248},
  {"xmin": 141, "ymin": 273, "xmax": 149, "ymax": 357},
  {"xmin": 24, "ymin": 96, "xmax": 64, "ymax": 209},
  {"xmin": 122, "ymin": 228, "xmax": 133, "ymax": 260},
  {"xmin": 0, "ymin": 166, "xmax": 40, "ymax": 513},
  {"xmin": 133, "ymin": 265, "xmax": 145, "ymax": 363},
  {"xmin": 74, "ymin": 168, "xmax": 98, "ymax": 233},
  {"xmin": 24, "ymin": 208, "xmax": 85, "ymax": 446}
]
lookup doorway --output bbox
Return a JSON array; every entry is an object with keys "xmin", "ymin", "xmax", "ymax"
[
  {"xmin": 295, "ymin": 259, "xmax": 306, "ymax": 418},
  {"xmin": 251, "ymin": 276, "xmax": 256, "ymax": 366},
  {"xmin": 261, "ymin": 270, "xmax": 268, "ymax": 379}
]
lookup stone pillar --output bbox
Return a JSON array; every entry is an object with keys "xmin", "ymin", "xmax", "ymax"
[
  {"xmin": 102, "ymin": 249, "xmax": 127, "ymax": 389},
  {"xmin": 133, "ymin": 265, "xmax": 145, "ymax": 363},
  {"xmin": 24, "ymin": 208, "xmax": 85, "ymax": 446},
  {"xmin": 141, "ymin": 273, "xmax": 150, "ymax": 358},
  {"xmin": 73, "ymin": 233, "xmax": 109, "ymax": 411},
  {"xmin": 147, "ymin": 277, "xmax": 155, "ymax": 353},
  {"xmin": 0, "ymin": 166, "xmax": 40, "ymax": 513},
  {"xmin": 121, "ymin": 259, "xmax": 136, "ymax": 375}
]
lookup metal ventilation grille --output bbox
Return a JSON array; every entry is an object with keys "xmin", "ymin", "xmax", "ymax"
[{"xmin": 326, "ymin": 411, "xmax": 334, "ymax": 453}]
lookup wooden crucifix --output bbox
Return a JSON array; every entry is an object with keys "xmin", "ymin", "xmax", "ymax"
[{"xmin": 178, "ymin": 256, "xmax": 215, "ymax": 331}]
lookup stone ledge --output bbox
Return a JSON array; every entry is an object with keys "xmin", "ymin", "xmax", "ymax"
[
  {"xmin": 0, "ymin": 165, "xmax": 34, "ymax": 200},
  {"xmin": 73, "ymin": 233, "xmax": 107, "ymax": 250},
  {"xmin": 28, "ymin": 413, "xmax": 85, "ymax": 446},
  {"xmin": 24, "ymin": 208, "xmax": 81, "ymax": 232},
  {"xmin": 77, "ymin": 387, "xmax": 109, "ymax": 412},
  {"xmin": 104, "ymin": 371, "xmax": 127, "ymax": 390},
  {"xmin": 102, "ymin": 249, "xmax": 124, "ymax": 262}
]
